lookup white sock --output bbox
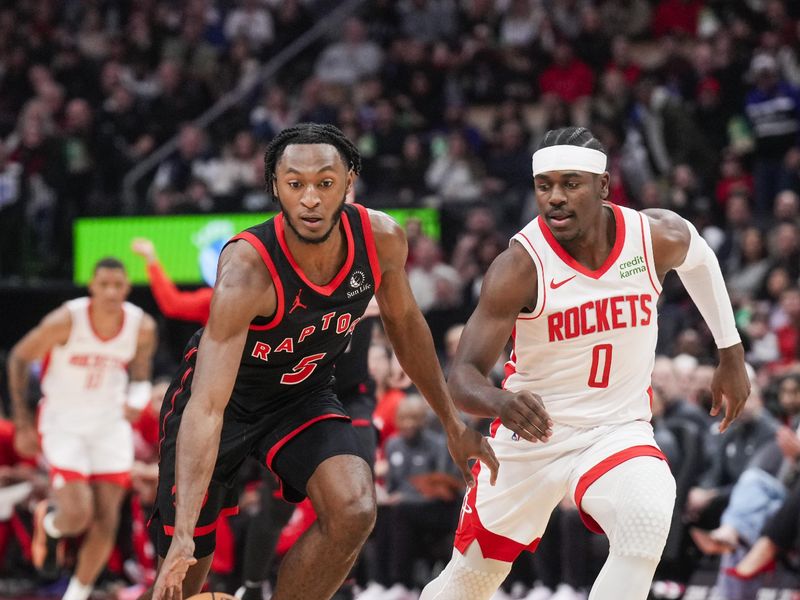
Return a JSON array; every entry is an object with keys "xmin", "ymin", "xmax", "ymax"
[
  {"xmin": 43, "ymin": 512, "xmax": 63, "ymax": 539},
  {"xmin": 62, "ymin": 576, "xmax": 93, "ymax": 600}
]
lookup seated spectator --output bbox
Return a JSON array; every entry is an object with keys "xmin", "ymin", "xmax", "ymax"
[
  {"xmin": 406, "ymin": 236, "xmax": 462, "ymax": 313},
  {"xmin": 314, "ymin": 17, "xmax": 383, "ymax": 87},
  {"xmin": 425, "ymin": 132, "xmax": 484, "ymax": 205},
  {"xmin": 366, "ymin": 395, "xmax": 462, "ymax": 599}
]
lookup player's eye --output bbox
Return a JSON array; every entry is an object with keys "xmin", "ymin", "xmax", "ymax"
[
  {"xmin": 320, "ymin": 179, "xmax": 334, "ymax": 188},
  {"xmin": 287, "ymin": 181, "xmax": 301, "ymax": 189},
  {"xmin": 537, "ymin": 184, "xmax": 550, "ymax": 191}
]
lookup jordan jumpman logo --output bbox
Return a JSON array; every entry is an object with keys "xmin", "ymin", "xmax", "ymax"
[{"xmin": 290, "ymin": 289, "xmax": 308, "ymax": 314}]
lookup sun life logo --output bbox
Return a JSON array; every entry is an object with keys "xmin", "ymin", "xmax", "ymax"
[{"xmin": 347, "ymin": 269, "xmax": 371, "ymax": 298}]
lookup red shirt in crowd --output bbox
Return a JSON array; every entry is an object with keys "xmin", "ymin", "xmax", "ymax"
[
  {"xmin": 147, "ymin": 262, "xmax": 213, "ymax": 325},
  {"xmin": 539, "ymin": 58, "xmax": 595, "ymax": 104},
  {"xmin": 652, "ymin": 0, "xmax": 704, "ymax": 38}
]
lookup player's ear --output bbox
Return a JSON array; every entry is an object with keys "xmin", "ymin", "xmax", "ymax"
[{"xmin": 599, "ymin": 172, "xmax": 610, "ymax": 200}]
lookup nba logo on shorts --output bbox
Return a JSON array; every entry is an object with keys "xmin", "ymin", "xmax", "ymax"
[{"xmin": 511, "ymin": 432, "xmax": 520, "ymax": 441}]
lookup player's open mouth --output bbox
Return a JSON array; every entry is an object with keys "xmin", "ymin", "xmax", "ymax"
[
  {"xmin": 547, "ymin": 214, "xmax": 573, "ymax": 227},
  {"xmin": 301, "ymin": 216, "xmax": 323, "ymax": 229}
]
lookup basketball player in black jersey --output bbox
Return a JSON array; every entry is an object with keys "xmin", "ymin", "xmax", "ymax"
[{"xmin": 147, "ymin": 124, "xmax": 498, "ymax": 600}]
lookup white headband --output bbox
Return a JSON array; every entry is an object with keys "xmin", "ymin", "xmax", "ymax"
[{"xmin": 532, "ymin": 145, "xmax": 607, "ymax": 176}]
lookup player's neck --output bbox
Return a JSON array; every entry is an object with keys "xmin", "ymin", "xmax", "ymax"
[
  {"xmin": 88, "ymin": 301, "xmax": 124, "ymax": 338},
  {"xmin": 560, "ymin": 205, "xmax": 615, "ymax": 270},
  {"xmin": 285, "ymin": 223, "xmax": 348, "ymax": 286}
]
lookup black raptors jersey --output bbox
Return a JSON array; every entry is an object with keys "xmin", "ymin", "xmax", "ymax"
[{"xmin": 225, "ymin": 203, "xmax": 381, "ymax": 419}]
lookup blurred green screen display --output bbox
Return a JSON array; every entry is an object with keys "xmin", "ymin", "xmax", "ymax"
[{"xmin": 74, "ymin": 208, "xmax": 440, "ymax": 285}]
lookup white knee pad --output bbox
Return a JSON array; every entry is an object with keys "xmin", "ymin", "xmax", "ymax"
[
  {"xmin": 420, "ymin": 544, "xmax": 511, "ymax": 600},
  {"xmin": 581, "ymin": 457, "xmax": 676, "ymax": 561}
]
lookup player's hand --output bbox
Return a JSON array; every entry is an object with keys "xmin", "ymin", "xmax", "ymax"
[
  {"xmin": 13, "ymin": 423, "xmax": 39, "ymax": 458},
  {"xmin": 711, "ymin": 344, "xmax": 750, "ymax": 433},
  {"xmin": 152, "ymin": 537, "xmax": 197, "ymax": 600},
  {"xmin": 499, "ymin": 390, "xmax": 553, "ymax": 443},
  {"xmin": 131, "ymin": 238, "xmax": 157, "ymax": 263},
  {"xmin": 444, "ymin": 420, "xmax": 499, "ymax": 487}
]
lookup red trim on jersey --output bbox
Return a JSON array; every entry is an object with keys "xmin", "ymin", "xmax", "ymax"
[
  {"xmin": 647, "ymin": 386, "xmax": 654, "ymax": 411},
  {"xmin": 489, "ymin": 418, "xmax": 502, "ymax": 438},
  {"xmin": 537, "ymin": 203, "xmax": 626, "ymax": 279},
  {"xmin": 638, "ymin": 213, "xmax": 662, "ymax": 295},
  {"xmin": 515, "ymin": 233, "xmax": 546, "ymax": 320},
  {"xmin": 158, "ymin": 363, "xmax": 194, "ymax": 458},
  {"xmin": 87, "ymin": 300, "xmax": 126, "ymax": 342},
  {"xmin": 230, "ymin": 232, "xmax": 285, "ymax": 331},
  {"xmin": 351, "ymin": 418, "xmax": 372, "ymax": 428},
  {"xmin": 265, "ymin": 414, "xmax": 350, "ymax": 470},
  {"xmin": 501, "ymin": 328, "xmax": 517, "ymax": 389},
  {"xmin": 274, "ymin": 212, "xmax": 355, "ymax": 296},
  {"xmin": 354, "ymin": 203, "xmax": 382, "ymax": 292},
  {"xmin": 162, "ymin": 506, "xmax": 240, "ymax": 537},
  {"xmin": 573, "ymin": 445, "xmax": 667, "ymax": 534},
  {"xmin": 40, "ymin": 351, "xmax": 52, "ymax": 386},
  {"xmin": 90, "ymin": 471, "xmax": 132, "ymax": 488},
  {"xmin": 454, "ymin": 463, "xmax": 538, "ymax": 561}
]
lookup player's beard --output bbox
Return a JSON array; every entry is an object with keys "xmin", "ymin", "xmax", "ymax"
[{"xmin": 277, "ymin": 193, "xmax": 346, "ymax": 245}]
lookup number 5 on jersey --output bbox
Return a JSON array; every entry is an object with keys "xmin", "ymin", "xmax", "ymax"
[{"xmin": 281, "ymin": 353, "xmax": 326, "ymax": 385}]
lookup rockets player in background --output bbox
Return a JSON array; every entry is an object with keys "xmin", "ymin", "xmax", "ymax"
[
  {"xmin": 421, "ymin": 127, "xmax": 751, "ymax": 600},
  {"xmin": 7, "ymin": 257, "xmax": 157, "ymax": 600}
]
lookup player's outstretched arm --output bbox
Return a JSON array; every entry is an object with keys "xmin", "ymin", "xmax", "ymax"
[
  {"xmin": 125, "ymin": 314, "xmax": 158, "ymax": 421},
  {"xmin": 7, "ymin": 306, "xmax": 71, "ymax": 457},
  {"xmin": 645, "ymin": 208, "xmax": 750, "ymax": 432},
  {"xmin": 449, "ymin": 242, "xmax": 552, "ymax": 443},
  {"xmin": 370, "ymin": 211, "xmax": 498, "ymax": 486},
  {"xmin": 153, "ymin": 241, "xmax": 274, "ymax": 600},
  {"xmin": 132, "ymin": 238, "xmax": 213, "ymax": 323}
]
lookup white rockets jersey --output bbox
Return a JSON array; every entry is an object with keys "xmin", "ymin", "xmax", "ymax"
[
  {"xmin": 504, "ymin": 203, "xmax": 661, "ymax": 428},
  {"xmin": 39, "ymin": 297, "xmax": 143, "ymax": 433}
]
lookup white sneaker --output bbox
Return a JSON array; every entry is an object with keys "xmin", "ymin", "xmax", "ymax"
[
  {"xmin": 354, "ymin": 582, "xmax": 385, "ymax": 600},
  {"xmin": 525, "ymin": 584, "xmax": 554, "ymax": 600},
  {"xmin": 549, "ymin": 584, "xmax": 587, "ymax": 600}
]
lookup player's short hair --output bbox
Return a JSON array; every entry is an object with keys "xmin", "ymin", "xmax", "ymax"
[
  {"xmin": 263, "ymin": 123, "xmax": 362, "ymax": 199},
  {"xmin": 538, "ymin": 126, "xmax": 606, "ymax": 154},
  {"xmin": 93, "ymin": 257, "xmax": 126, "ymax": 274}
]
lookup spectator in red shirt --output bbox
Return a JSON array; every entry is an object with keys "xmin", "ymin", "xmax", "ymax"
[
  {"xmin": 131, "ymin": 238, "xmax": 213, "ymax": 325},
  {"xmin": 652, "ymin": 0, "xmax": 704, "ymax": 38},
  {"xmin": 539, "ymin": 42, "xmax": 595, "ymax": 125}
]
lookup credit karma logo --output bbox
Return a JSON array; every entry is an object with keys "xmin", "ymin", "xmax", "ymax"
[{"xmin": 193, "ymin": 220, "xmax": 235, "ymax": 286}]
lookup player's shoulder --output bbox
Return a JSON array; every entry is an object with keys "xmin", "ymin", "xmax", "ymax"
[
  {"xmin": 641, "ymin": 208, "xmax": 690, "ymax": 245},
  {"xmin": 364, "ymin": 207, "xmax": 404, "ymax": 238}
]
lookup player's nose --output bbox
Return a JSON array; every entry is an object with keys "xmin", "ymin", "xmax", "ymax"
[{"xmin": 300, "ymin": 185, "xmax": 321, "ymax": 207}]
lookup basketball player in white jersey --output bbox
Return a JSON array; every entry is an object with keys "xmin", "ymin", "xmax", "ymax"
[
  {"xmin": 7, "ymin": 257, "xmax": 157, "ymax": 600},
  {"xmin": 420, "ymin": 127, "xmax": 751, "ymax": 600}
]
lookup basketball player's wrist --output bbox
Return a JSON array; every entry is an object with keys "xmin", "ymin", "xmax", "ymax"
[{"xmin": 718, "ymin": 343, "xmax": 744, "ymax": 361}]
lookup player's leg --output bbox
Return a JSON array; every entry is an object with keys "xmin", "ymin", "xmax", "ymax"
[
  {"xmin": 265, "ymin": 417, "xmax": 375, "ymax": 600},
  {"xmin": 34, "ymin": 429, "xmax": 95, "ymax": 578},
  {"xmin": 69, "ymin": 481, "xmax": 127, "ymax": 596},
  {"xmin": 579, "ymin": 456, "xmax": 676, "ymax": 600},
  {"xmin": 421, "ymin": 429, "xmax": 566, "ymax": 600}
]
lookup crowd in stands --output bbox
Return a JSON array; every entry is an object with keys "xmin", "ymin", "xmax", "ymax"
[{"xmin": 2, "ymin": 0, "xmax": 800, "ymax": 598}]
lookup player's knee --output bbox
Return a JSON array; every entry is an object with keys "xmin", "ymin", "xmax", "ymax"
[
  {"xmin": 322, "ymin": 492, "xmax": 376, "ymax": 545},
  {"xmin": 610, "ymin": 463, "xmax": 675, "ymax": 560},
  {"xmin": 60, "ymin": 502, "xmax": 95, "ymax": 534}
]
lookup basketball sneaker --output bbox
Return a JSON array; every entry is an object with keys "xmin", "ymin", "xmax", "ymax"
[{"xmin": 31, "ymin": 501, "xmax": 62, "ymax": 581}]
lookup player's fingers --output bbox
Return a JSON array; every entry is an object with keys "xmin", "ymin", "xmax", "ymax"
[
  {"xmin": 516, "ymin": 407, "xmax": 551, "ymax": 441},
  {"xmin": 709, "ymin": 387, "xmax": 723, "ymax": 417},
  {"xmin": 481, "ymin": 439, "xmax": 499, "ymax": 485}
]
